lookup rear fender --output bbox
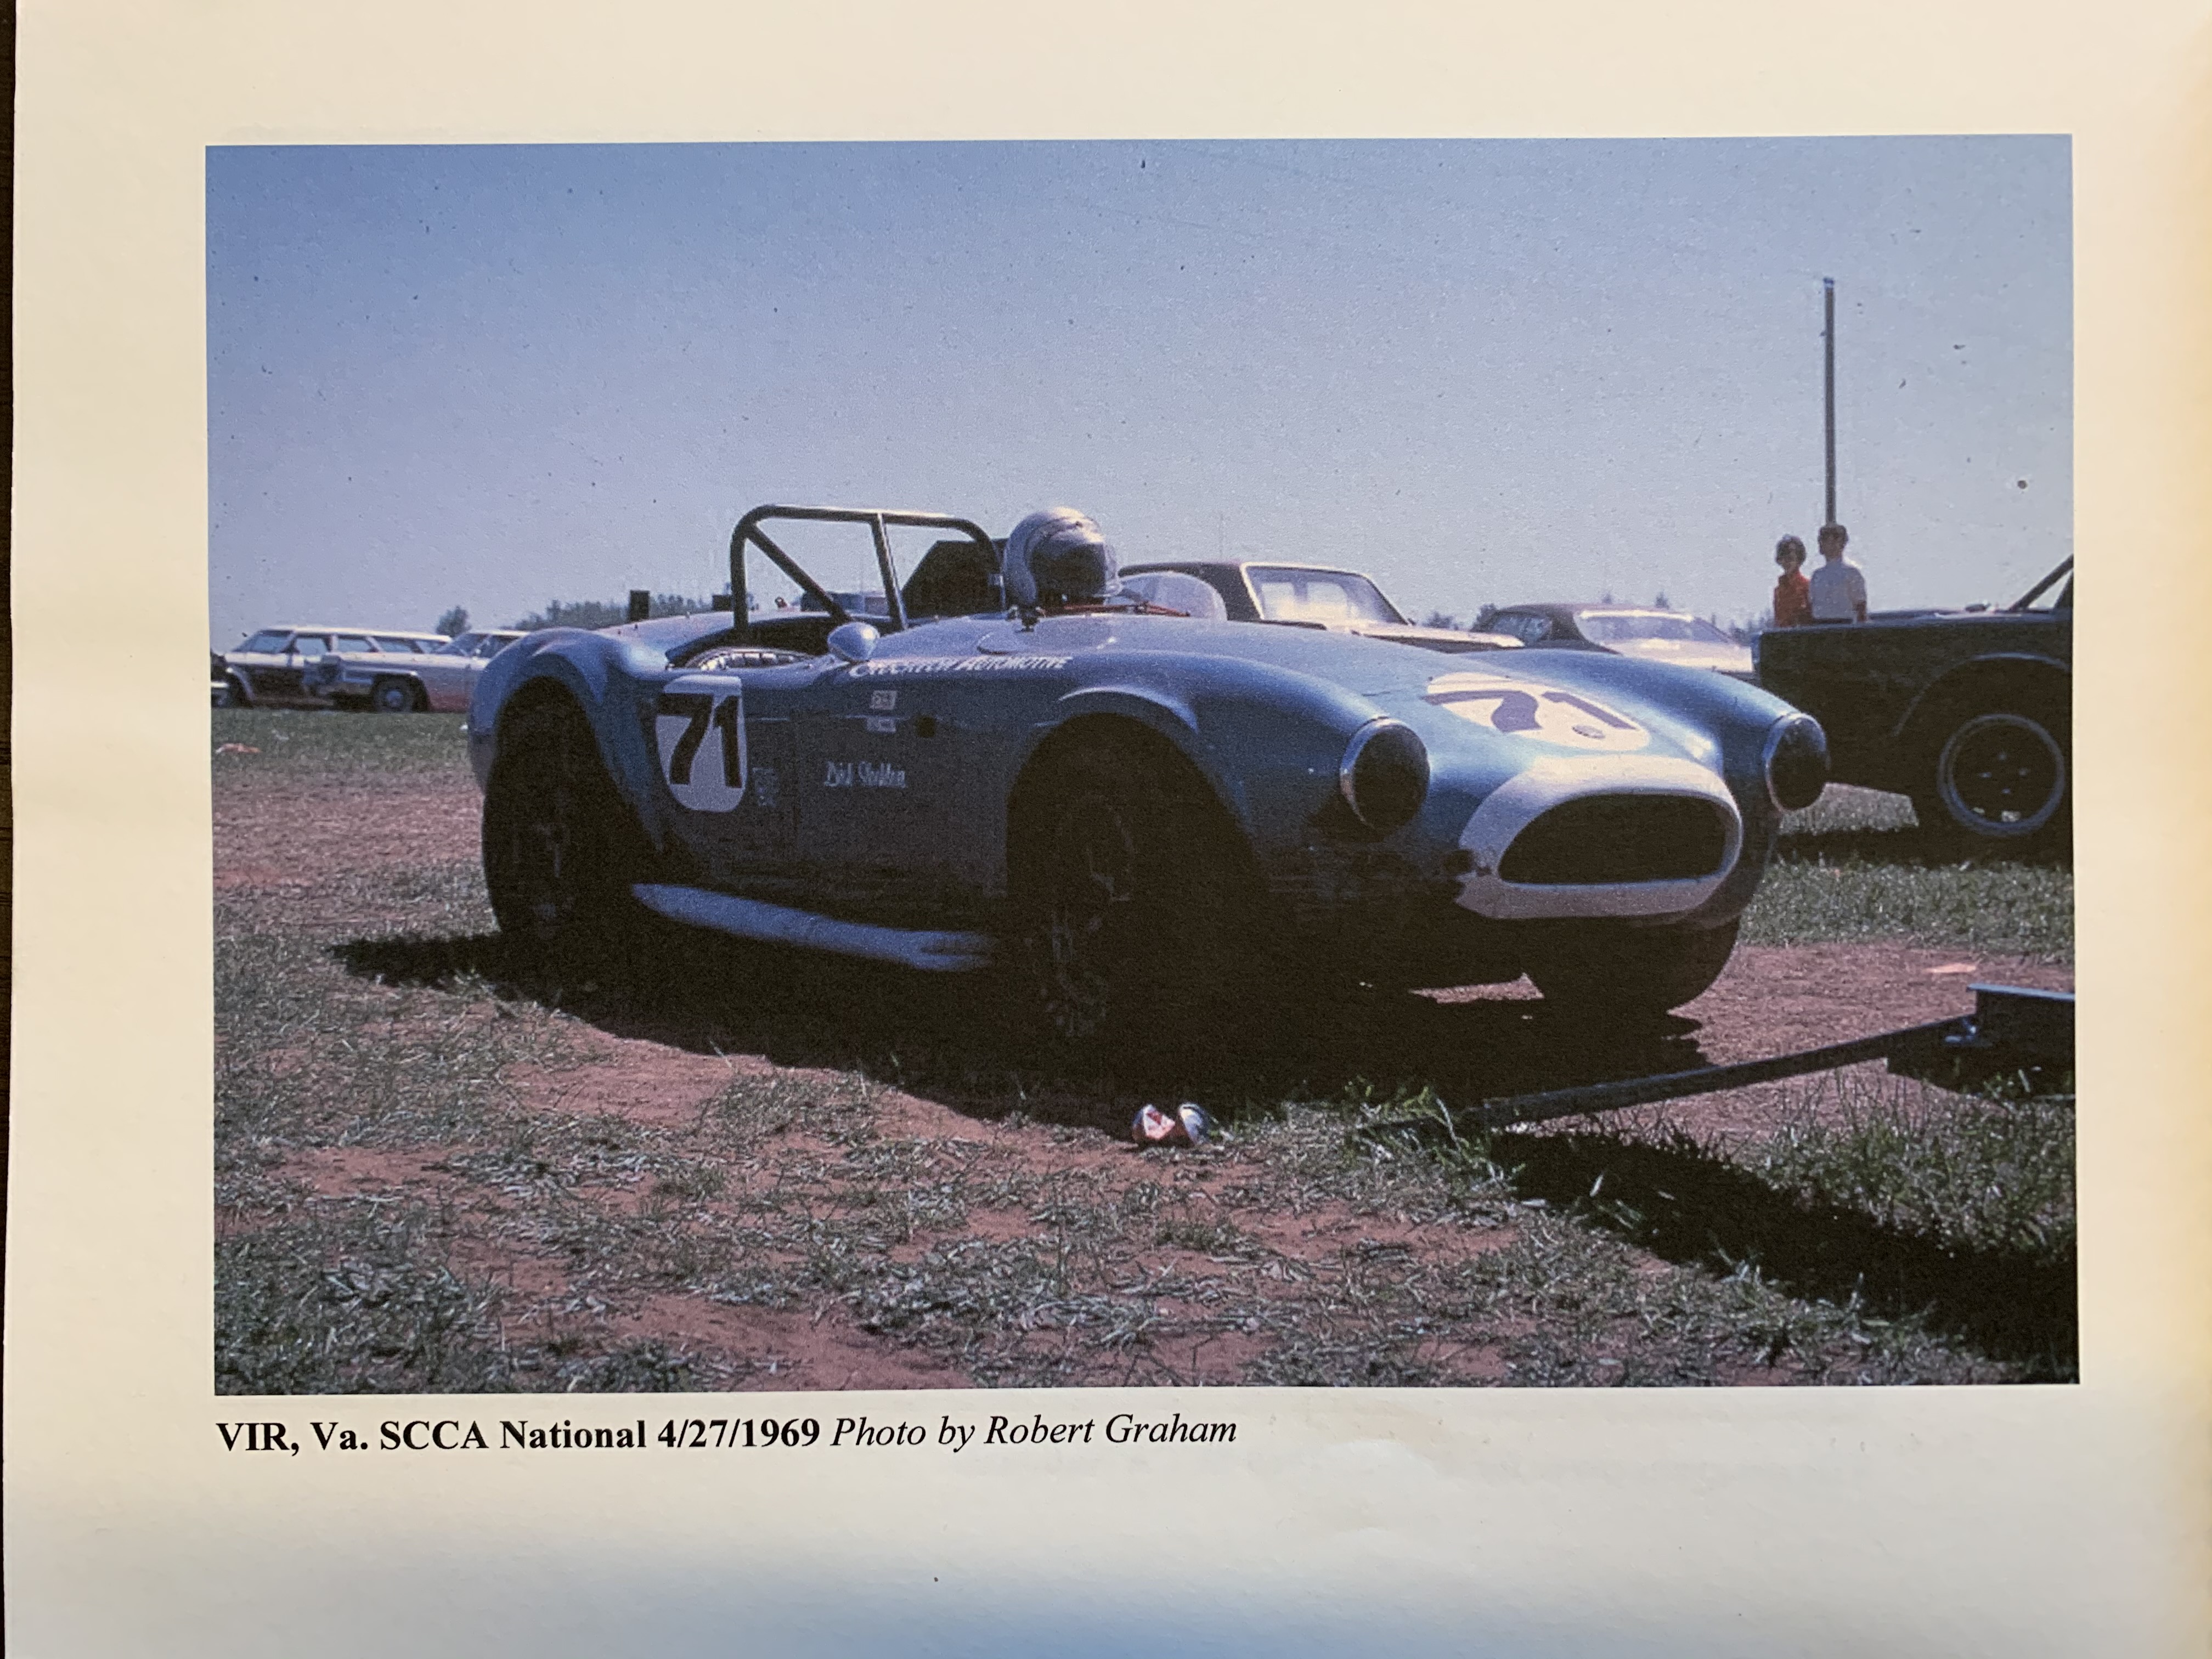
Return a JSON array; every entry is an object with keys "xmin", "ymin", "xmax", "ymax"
[{"xmin": 1895, "ymin": 652, "xmax": 2071, "ymax": 752}]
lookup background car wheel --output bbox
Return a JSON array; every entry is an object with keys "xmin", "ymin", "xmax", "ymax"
[
  {"xmin": 1911, "ymin": 691, "xmax": 2069, "ymax": 851},
  {"xmin": 221, "ymin": 674, "xmax": 250, "ymax": 708},
  {"xmin": 1008, "ymin": 725, "xmax": 1272, "ymax": 1050},
  {"xmin": 370, "ymin": 677, "xmax": 420, "ymax": 714},
  {"xmin": 482, "ymin": 697, "xmax": 649, "ymax": 967},
  {"xmin": 1525, "ymin": 917, "xmax": 1740, "ymax": 1022}
]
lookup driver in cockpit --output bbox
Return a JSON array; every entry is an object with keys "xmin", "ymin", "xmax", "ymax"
[
  {"xmin": 1003, "ymin": 507, "xmax": 1226, "ymax": 620},
  {"xmin": 1003, "ymin": 507, "xmax": 1120, "ymax": 610}
]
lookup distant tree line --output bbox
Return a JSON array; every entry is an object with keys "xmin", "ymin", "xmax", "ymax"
[{"xmin": 503, "ymin": 594, "xmax": 719, "ymax": 631}]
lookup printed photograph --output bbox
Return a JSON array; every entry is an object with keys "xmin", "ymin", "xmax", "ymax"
[{"xmin": 210, "ymin": 138, "xmax": 2075, "ymax": 1393}]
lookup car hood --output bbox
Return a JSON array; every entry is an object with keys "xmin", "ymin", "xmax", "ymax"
[
  {"xmin": 940, "ymin": 612, "xmax": 1519, "ymax": 695},
  {"xmin": 918, "ymin": 613, "xmax": 1790, "ymax": 740},
  {"xmin": 1339, "ymin": 622, "xmax": 1522, "ymax": 654}
]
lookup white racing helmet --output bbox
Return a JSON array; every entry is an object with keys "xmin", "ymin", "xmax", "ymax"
[{"xmin": 1004, "ymin": 507, "xmax": 1119, "ymax": 608}]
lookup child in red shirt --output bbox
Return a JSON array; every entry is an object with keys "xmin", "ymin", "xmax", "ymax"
[{"xmin": 1772, "ymin": 535, "xmax": 1813, "ymax": 628}]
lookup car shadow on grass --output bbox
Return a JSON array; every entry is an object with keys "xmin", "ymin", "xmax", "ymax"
[
  {"xmin": 332, "ymin": 922, "xmax": 1717, "ymax": 1135},
  {"xmin": 1477, "ymin": 1124, "xmax": 2077, "ymax": 1379}
]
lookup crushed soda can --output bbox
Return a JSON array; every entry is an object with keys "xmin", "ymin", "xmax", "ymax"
[
  {"xmin": 1131, "ymin": 1104, "xmax": 1182, "ymax": 1146},
  {"xmin": 1130, "ymin": 1102, "xmax": 1216, "ymax": 1148}
]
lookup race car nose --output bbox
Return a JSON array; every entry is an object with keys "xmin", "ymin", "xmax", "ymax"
[{"xmin": 1452, "ymin": 753, "xmax": 1742, "ymax": 921}]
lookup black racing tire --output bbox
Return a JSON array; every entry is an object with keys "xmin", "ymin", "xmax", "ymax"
[
  {"xmin": 222, "ymin": 674, "xmax": 251, "ymax": 708},
  {"xmin": 1910, "ymin": 687, "xmax": 2070, "ymax": 852},
  {"xmin": 1008, "ymin": 726, "xmax": 1274, "ymax": 1050},
  {"xmin": 370, "ymin": 676, "xmax": 421, "ymax": 715},
  {"xmin": 482, "ymin": 696, "xmax": 650, "ymax": 967},
  {"xmin": 1526, "ymin": 917, "xmax": 1741, "ymax": 1021}
]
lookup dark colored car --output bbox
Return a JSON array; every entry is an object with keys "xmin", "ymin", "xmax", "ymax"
[
  {"xmin": 1754, "ymin": 559, "xmax": 2072, "ymax": 848},
  {"xmin": 469, "ymin": 504, "xmax": 1829, "ymax": 1041},
  {"xmin": 1485, "ymin": 605, "xmax": 1758, "ymax": 681}
]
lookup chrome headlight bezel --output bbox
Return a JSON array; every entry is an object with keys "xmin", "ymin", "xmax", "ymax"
[
  {"xmin": 1338, "ymin": 718, "xmax": 1430, "ymax": 834},
  {"xmin": 1760, "ymin": 712, "xmax": 1830, "ymax": 812}
]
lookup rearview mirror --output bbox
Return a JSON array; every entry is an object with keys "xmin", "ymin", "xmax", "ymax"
[{"xmin": 826, "ymin": 621, "xmax": 880, "ymax": 664}]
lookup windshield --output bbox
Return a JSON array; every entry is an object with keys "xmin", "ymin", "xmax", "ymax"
[
  {"xmin": 797, "ymin": 589, "xmax": 891, "ymax": 617},
  {"xmin": 238, "ymin": 630, "xmax": 291, "ymax": 654},
  {"xmin": 1246, "ymin": 567, "xmax": 1406, "ymax": 625},
  {"xmin": 2010, "ymin": 559, "xmax": 2074, "ymax": 612},
  {"xmin": 1576, "ymin": 611, "xmax": 1737, "ymax": 646}
]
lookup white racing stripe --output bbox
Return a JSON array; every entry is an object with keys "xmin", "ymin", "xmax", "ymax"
[{"xmin": 631, "ymin": 884, "xmax": 996, "ymax": 973}]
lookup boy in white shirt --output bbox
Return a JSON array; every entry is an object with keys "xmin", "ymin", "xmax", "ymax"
[{"xmin": 1808, "ymin": 523, "xmax": 1868, "ymax": 622}]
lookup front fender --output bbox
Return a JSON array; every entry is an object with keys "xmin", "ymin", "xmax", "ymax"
[
  {"xmin": 467, "ymin": 628, "xmax": 672, "ymax": 794},
  {"xmin": 1005, "ymin": 661, "xmax": 1392, "ymax": 856}
]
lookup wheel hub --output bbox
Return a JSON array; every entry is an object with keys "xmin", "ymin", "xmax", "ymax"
[
  {"xmin": 1037, "ymin": 799, "xmax": 1137, "ymax": 1037},
  {"xmin": 1938, "ymin": 713, "xmax": 2066, "ymax": 833}
]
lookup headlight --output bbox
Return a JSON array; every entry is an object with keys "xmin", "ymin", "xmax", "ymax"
[
  {"xmin": 1339, "ymin": 719, "xmax": 1429, "ymax": 833},
  {"xmin": 1762, "ymin": 713, "xmax": 1829, "ymax": 811}
]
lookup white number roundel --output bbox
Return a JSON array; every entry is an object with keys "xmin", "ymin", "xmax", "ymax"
[
  {"xmin": 1424, "ymin": 672, "xmax": 1650, "ymax": 752},
  {"xmin": 654, "ymin": 675, "xmax": 748, "ymax": 811}
]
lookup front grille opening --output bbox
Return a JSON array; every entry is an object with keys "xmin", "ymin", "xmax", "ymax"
[{"xmin": 1498, "ymin": 794, "xmax": 1730, "ymax": 885}]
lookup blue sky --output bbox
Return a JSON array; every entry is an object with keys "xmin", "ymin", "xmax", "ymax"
[{"xmin": 207, "ymin": 138, "xmax": 2069, "ymax": 646}]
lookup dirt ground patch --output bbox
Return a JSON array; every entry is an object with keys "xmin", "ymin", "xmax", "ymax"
[
  {"xmin": 215, "ymin": 772, "xmax": 480, "ymax": 890},
  {"xmin": 213, "ymin": 743, "xmax": 2076, "ymax": 1392}
]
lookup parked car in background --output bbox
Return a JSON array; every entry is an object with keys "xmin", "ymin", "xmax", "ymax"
[
  {"xmin": 1755, "ymin": 558, "xmax": 2072, "ymax": 849},
  {"xmin": 219, "ymin": 626, "xmax": 445, "ymax": 708},
  {"xmin": 1118, "ymin": 560, "xmax": 1519, "ymax": 656},
  {"xmin": 309, "ymin": 628, "xmax": 524, "ymax": 712},
  {"xmin": 1482, "ymin": 605, "xmax": 1758, "ymax": 680}
]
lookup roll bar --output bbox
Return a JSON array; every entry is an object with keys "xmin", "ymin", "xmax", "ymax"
[{"xmin": 727, "ymin": 505, "xmax": 1002, "ymax": 642}]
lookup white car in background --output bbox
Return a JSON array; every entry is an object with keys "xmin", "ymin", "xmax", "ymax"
[
  {"xmin": 1483, "ymin": 604, "xmax": 1758, "ymax": 681},
  {"xmin": 310, "ymin": 629, "xmax": 526, "ymax": 712},
  {"xmin": 219, "ymin": 626, "xmax": 449, "ymax": 708},
  {"xmin": 1118, "ymin": 559, "xmax": 1521, "ymax": 656}
]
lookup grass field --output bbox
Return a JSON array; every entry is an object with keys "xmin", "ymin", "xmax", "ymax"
[
  {"xmin": 1748, "ymin": 786, "xmax": 2073, "ymax": 961},
  {"xmin": 212, "ymin": 709, "xmax": 2076, "ymax": 1390}
]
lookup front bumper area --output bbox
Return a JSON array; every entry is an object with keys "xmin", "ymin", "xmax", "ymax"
[{"xmin": 1453, "ymin": 754, "xmax": 1743, "ymax": 921}]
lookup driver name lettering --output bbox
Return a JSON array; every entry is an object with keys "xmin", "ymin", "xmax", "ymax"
[
  {"xmin": 823, "ymin": 760, "xmax": 906, "ymax": 789},
  {"xmin": 850, "ymin": 654, "xmax": 1071, "ymax": 678}
]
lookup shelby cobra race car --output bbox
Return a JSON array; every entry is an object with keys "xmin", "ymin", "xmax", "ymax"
[{"xmin": 471, "ymin": 506, "xmax": 1829, "ymax": 1038}]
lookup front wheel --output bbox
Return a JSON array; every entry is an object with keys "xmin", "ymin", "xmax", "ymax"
[
  {"xmin": 1526, "ymin": 917, "xmax": 1740, "ymax": 1021},
  {"xmin": 482, "ymin": 697, "xmax": 648, "ymax": 966},
  {"xmin": 1008, "ymin": 728, "xmax": 1273, "ymax": 1050},
  {"xmin": 1912, "ymin": 696, "xmax": 2069, "ymax": 851}
]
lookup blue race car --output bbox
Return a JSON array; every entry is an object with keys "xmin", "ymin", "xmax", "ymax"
[{"xmin": 471, "ymin": 505, "xmax": 1828, "ymax": 1039}]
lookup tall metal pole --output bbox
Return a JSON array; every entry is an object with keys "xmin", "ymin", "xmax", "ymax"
[{"xmin": 1822, "ymin": 277, "xmax": 1837, "ymax": 527}]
